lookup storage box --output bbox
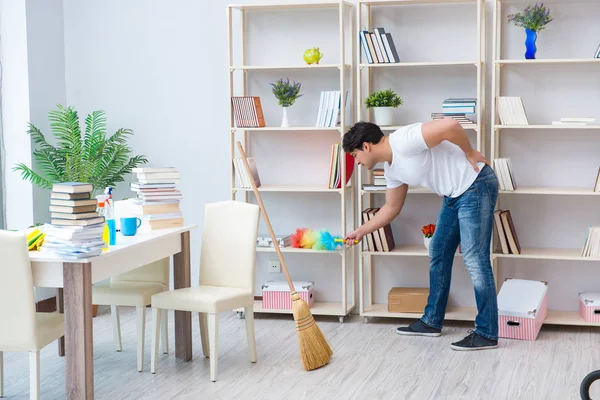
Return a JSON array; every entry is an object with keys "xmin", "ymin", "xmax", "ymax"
[
  {"xmin": 497, "ymin": 278, "xmax": 548, "ymax": 341},
  {"xmin": 579, "ymin": 292, "xmax": 600, "ymax": 323},
  {"xmin": 388, "ymin": 287, "xmax": 429, "ymax": 313},
  {"xmin": 262, "ymin": 281, "xmax": 314, "ymax": 310}
]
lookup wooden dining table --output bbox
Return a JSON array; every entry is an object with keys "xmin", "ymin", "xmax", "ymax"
[{"xmin": 29, "ymin": 225, "xmax": 197, "ymax": 399}]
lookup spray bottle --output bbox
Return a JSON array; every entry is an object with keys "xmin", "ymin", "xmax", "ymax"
[
  {"xmin": 104, "ymin": 187, "xmax": 117, "ymax": 246},
  {"xmin": 96, "ymin": 194, "xmax": 110, "ymax": 249}
]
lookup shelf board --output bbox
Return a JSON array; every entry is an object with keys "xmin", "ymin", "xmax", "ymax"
[
  {"xmin": 256, "ymin": 246, "xmax": 344, "ymax": 254},
  {"xmin": 361, "ymin": 0, "xmax": 479, "ymax": 6},
  {"xmin": 233, "ymin": 184, "xmax": 349, "ymax": 193},
  {"xmin": 500, "ymin": 187, "xmax": 600, "ymax": 196},
  {"xmin": 231, "ymin": 64, "xmax": 350, "ymax": 71},
  {"xmin": 380, "ymin": 124, "xmax": 478, "ymax": 131},
  {"xmin": 229, "ymin": 1, "xmax": 353, "ymax": 11},
  {"xmin": 495, "ymin": 124, "xmax": 600, "ymax": 130},
  {"xmin": 362, "ymin": 244, "xmax": 462, "ymax": 257},
  {"xmin": 231, "ymin": 126, "xmax": 341, "ymax": 132},
  {"xmin": 360, "ymin": 61, "xmax": 479, "ymax": 68},
  {"xmin": 362, "ymin": 304, "xmax": 476, "ymax": 321},
  {"xmin": 545, "ymin": 311, "xmax": 600, "ymax": 326},
  {"xmin": 493, "ymin": 248, "xmax": 600, "ymax": 261},
  {"xmin": 362, "ymin": 186, "xmax": 432, "ymax": 194},
  {"xmin": 496, "ymin": 58, "xmax": 600, "ymax": 65},
  {"xmin": 251, "ymin": 299, "xmax": 354, "ymax": 316}
]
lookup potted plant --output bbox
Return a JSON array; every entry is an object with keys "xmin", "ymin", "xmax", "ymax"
[
  {"xmin": 507, "ymin": 3, "xmax": 553, "ymax": 59},
  {"xmin": 270, "ymin": 78, "xmax": 302, "ymax": 127},
  {"xmin": 422, "ymin": 223, "xmax": 435, "ymax": 250},
  {"xmin": 364, "ymin": 89, "xmax": 402, "ymax": 126},
  {"xmin": 13, "ymin": 104, "xmax": 148, "ymax": 196}
]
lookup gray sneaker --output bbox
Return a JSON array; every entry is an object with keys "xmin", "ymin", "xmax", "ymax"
[
  {"xmin": 450, "ymin": 330, "xmax": 498, "ymax": 351},
  {"xmin": 396, "ymin": 319, "xmax": 442, "ymax": 337}
]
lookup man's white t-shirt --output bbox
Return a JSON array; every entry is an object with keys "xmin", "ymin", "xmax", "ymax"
[{"xmin": 383, "ymin": 123, "xmax": 484, "ymax": 198}]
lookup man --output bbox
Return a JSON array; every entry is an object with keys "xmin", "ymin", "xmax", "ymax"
[{"xmin": 342, "ymin": 118, "xmax": 499, "ymax": 351}]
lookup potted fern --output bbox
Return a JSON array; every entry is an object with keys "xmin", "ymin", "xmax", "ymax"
[
  {"xmin": 13, "ymin": 105, "xmax": 148, "ymax": 196},
  {"xmin": 365, "ymin": 89, "xmax": 403, "ymax": 126}
]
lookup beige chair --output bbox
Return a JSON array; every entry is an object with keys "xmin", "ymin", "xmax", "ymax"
[
  {"xmin": 150, "ymin": 200, "xmax": 259, "ymax": 382},
  {"xmin": 0, "ymin": 230, "xmax": 64, "ymax": 399},
  {"xmin": 91, "ymin": 200, "xmax": 170, "ymax": 372}
]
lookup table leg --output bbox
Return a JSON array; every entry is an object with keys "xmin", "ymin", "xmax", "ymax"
[
  {"xmin": 173, "ymin": 231, "xmax": 192, "ymax": 361},
  {"xmin": 63, "ymin": 262, "xmax": 94, "ymax": 399},
  {"xmin": 57, "ymin": 288, "xmax": 65, "ymax": 357}
]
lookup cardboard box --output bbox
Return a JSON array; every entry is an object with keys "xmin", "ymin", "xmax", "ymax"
[
  {"xmin": 498, "ymin": 278, "xmax": 548, "ymax": 341},
  {"xmin": 262, "ymin": 281, "xmax": 314, "ymax": 310},
  {"xmin": 579, "ymin": 292, "xmax": 600, "ymax": 323},
  {"xmin": 388, "ymin": 287, "xmax": 429, "ymax": 313}
]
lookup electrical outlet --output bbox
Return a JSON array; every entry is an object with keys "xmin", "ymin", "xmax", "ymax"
[{"xmin": 268, "ymin": 260, "xmax": 281, "ymax": 273}]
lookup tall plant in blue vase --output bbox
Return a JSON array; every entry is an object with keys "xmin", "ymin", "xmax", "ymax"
[{"xmin": 507, "ymin": 3, "xmax": 553, "ymax": 59}]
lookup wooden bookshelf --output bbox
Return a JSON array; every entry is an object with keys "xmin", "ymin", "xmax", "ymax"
[
  {"xmin": 227, "ymin": 1, "xmax": 356, "ymax": 322},
  {"xmin": 490, "ymin": 0, "xmax": 600, "ymax": 327},
  {"xmin": 356, "ymin": 0, "xmax": 486, "ymax": 319}
]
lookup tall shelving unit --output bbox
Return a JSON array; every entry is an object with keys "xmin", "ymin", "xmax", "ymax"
[
  {"xmin": 227, "ymin": 1, "xmax": 357, "ymax": 322},
  {"xmin": 355, "ymin": 0, "xmax": 487, "ymax": 321},
  {"xmin": 490, "ymin": 0, "xmax": 600, "ymax": 326}
]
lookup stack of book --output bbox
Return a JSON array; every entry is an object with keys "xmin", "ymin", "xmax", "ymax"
[
  {"xmin": 552, "ymin": 117, "xmax": 596, "ymax": 126},
  {"xmin": 130, "ymin": 167, "xmax": 184, "ymax": 230},
  {"xmin": 231, "ymin": 96, "xmax": 265, "ymax": 128},
  {"xmin": 432, "ymin": 98, "xmax": 477, "ymax": 126},
  {"xmin": 581, "ymin": 226, "xmax": 600, "ymax": 258},
  {"xmin": 363, "ymin": 168, "xmax": 386, "ymax": 191},
  {"xmin": 42, "ymin": 182, "xmax": 106, "ymax": 259},
  {"xmin": 493, "ymin": 209, "xmax": 521, "ymax": 255},
  {"xmin": 361, "ymin": 207, "xmax": 395, "ymax": 252},
  {"xmin": 233, "ymin": 157, "xmax": 261, "ymax": 188},
  {"xmin": 315, "ymin": 90, "xmax": 348, "ymax": 128},
  {"xmin": 327, "ymin": 143, "xmax": 354, "ymax": 189},
  {"xmin": 496, "ymin": 96, "xmax": 529, "ymax": 125},
  {"xmin": 493, "ymin": 157, "xmax": 517, "ymax": 191}
]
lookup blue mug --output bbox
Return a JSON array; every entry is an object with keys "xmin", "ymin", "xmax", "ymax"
[{"xmin": 121, "ymin": 217, "xmax": 142, "ymax": 236}]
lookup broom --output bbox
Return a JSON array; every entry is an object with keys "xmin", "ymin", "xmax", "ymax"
[{"xmin": 236, "ymin": 141, "xmax": 333, "ymax": 371}]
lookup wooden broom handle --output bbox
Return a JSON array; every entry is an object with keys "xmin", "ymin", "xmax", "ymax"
[{"xmin": 236, "ymin": 141, "xmax": 296, "ymax": 293}]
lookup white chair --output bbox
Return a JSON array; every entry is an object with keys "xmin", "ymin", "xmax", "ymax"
[
  {"xmin": 150, "ymin": 200, "xmax": 259, "ymax": 382},
  {"xmin": 91, "ymin": 199, "xmax": 169, "ymax": 372},
  {"xmin": 0, "ymin": 230, "xmax": 65, "ymax": 399},
  {"xmin": 92, "ymin": 258, "xmax": 170, "ymax": 372}
]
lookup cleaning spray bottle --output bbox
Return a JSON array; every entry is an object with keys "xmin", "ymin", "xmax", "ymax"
[
  {"xmin": 96, "ymin": 194, "xmax": 110, "ymax": 250},
  {"xmin": 104, "ymin": 187, "xmax": 117, "ymax": 246}
]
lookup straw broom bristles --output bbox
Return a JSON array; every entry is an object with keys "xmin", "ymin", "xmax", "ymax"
[
  {"xmin": 292, "ymin": 291, "xmax": 333, "ymax": 371},
  {"xmin": 236, "ymin": 141, "xmax": 333, "ymax": 371}
]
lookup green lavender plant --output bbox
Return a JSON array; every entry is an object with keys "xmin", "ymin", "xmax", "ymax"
[
  {"xmin": 270, "ymin": 78, "xmax": 302, "ymax": 107},
  {"xmin": 507, "ymin": 2, "xmax": 553, "ymax": 32},
  {"xmin": 364, "ymin": 89, "xmax": 403, "ymax": 108},
  {"xmin": 13, "ymin": 104, "xmax": 148, "ymax": 195}
]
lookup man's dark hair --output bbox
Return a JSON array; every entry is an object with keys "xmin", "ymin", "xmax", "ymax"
[{"xmin": 342, "ymin": 121, "xmax": 384, "ymax": 153}]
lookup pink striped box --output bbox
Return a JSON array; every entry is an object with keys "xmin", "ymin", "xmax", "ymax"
[
  {"xmin": 261, "ymin": 281, "xmax": 314, "ymax": 310},
  {"xmin": 579, "ymin": 293, "xmax": 600, "ymax": 323},
  {"xmin": 497, "ymin": 278, "xmax": 548, "ymax": 341}
]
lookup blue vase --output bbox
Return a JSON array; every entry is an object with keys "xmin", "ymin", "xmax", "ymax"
[{"xmin": 525, "ymin": 28, "xmax": 537, "ymax": 59}]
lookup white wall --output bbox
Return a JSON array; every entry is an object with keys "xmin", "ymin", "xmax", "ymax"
[
  {"xmin": 53, "ymin": 0, "xmax": 600, "ymax": 315},
  {"xmin": 0, "ymin": 0, "xmax": 34, "ymax": 231}
]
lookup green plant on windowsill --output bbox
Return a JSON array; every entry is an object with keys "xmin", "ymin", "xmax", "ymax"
[{"xmin": 13, "ymin": 104, "xmax": 148, "ymax": 196}]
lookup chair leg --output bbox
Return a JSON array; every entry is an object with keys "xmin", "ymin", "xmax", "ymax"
[
  {"xmin": 199, "ymin": 313, "xmax": 209, "ymax": 358},
  {"xmin": 151, "ymin": 308, "xmax": 161, "ymax": 374},
  {"xmin": 161, "ymin": 309, "xmax": 169, "ymax": 354},
  {"xmin": 0, "ymin": 351, "xmax": 3, "ymax": 398},
  {"xmin": 111, "ymin": 305, "xmax": 122, "ymax": 352},
  {"xmin": 29, "ymin": 351, "xmax": 40, "ymax": 400},
  {"xmin": 244, "ymin": 306, "xmax": 257, "ymax": 363},
  {"xmin": 136, "ymin": 306, "xmax": 146, "ymax": 372},
  {"xmin": 208, "ymin": 313, "xmax": 218, "ymax": 382}
]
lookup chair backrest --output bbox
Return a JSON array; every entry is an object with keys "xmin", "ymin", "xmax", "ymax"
[
  {"xmin": 199, "ymin": 200, "xmax": 259, "ymax": 292},
  {"xmin": 0, "ymin": 230, "xmax": 37, "ymax": 350},
  {"xmin": 112, "ymin": 199, "xmax": 170, "ymax": 286}
]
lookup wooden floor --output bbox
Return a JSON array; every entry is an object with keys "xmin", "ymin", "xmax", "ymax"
[{"xmin": 2, "ymin": 306, "xmax": 600, "ymax": 399}]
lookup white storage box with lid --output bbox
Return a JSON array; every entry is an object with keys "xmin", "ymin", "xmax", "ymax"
[
  {"xmin": 579, "ymin": 292, "xmax": 600, "ymax": 323},
  {"xmin": 261, "ymin": 281, "xmax": 314, "ymax": 310},
  {"xmin": 497, "ymin": 278, "xmax": 548, "ymax": 341}
]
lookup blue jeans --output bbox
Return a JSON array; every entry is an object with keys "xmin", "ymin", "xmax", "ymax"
[{"xmin": 420, "ymin": 164, "xmax": 499, "ymax": 340}]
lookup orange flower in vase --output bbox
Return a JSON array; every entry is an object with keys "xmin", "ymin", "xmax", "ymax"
[{"xmin": 422, "ymin": 224, "xmax": 436, "ymax": 249}]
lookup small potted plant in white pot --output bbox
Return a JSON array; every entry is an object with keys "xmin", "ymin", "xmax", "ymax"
[{"xmin": 365, "ymin": 89, "xmax": 402, "ymax": 126}]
